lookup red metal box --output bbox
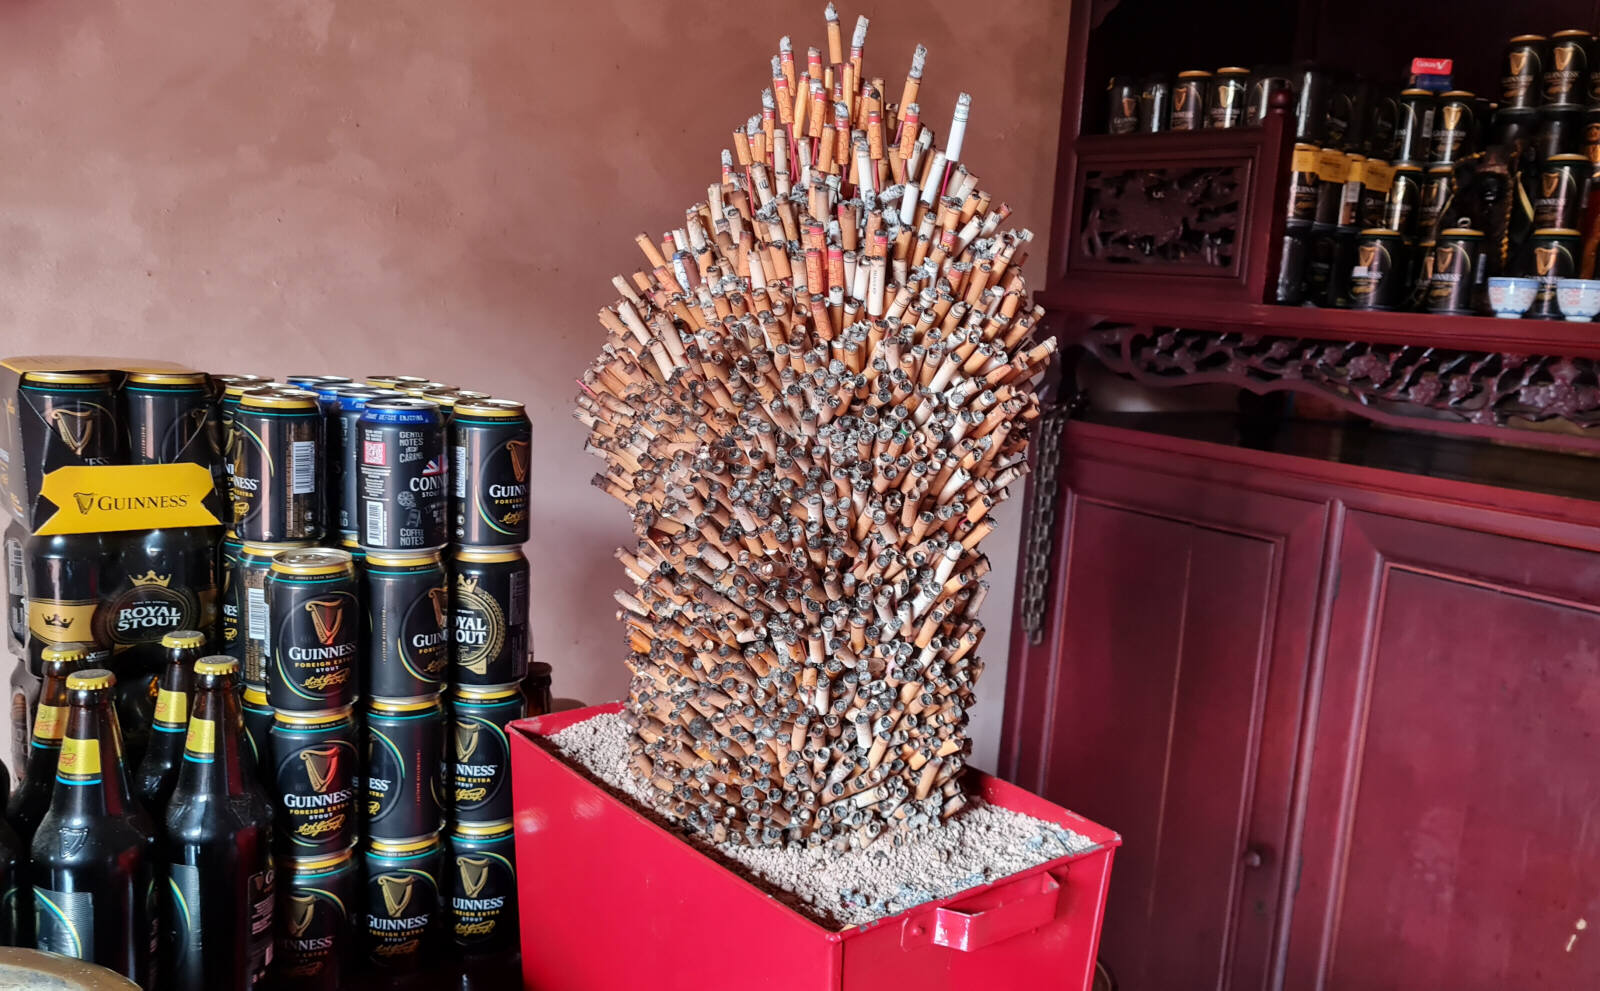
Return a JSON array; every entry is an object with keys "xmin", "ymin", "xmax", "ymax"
[{"xmin": 512, "ymin": 703, "xmax": 1121, "ymax": 991}]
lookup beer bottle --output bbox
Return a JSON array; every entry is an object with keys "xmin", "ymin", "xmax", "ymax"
[
  {"xmin": 134, "ymin": 630, "xmax": 206, "ymax": 815},
  {"xmin": 163, "ymin": 657, "xmax": 275, "ymax": 991},
  {"xmin": 30, "ymin": 669, "xmax": 160, "ymax": 988}
]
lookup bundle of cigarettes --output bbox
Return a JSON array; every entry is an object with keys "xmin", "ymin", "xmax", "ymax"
[{"xmin": 575, "ymin": 4, "xmax": 1056, "ymax": 850}]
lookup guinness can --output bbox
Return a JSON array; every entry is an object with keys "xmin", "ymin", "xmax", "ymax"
[
  {"xmin": 1171, "ymin": 70, "xmax": 1209, "ymax": 131},
  {"xmin": 326, "ymin": 387, "xmax": 399, "ymax": 538},
  {"xmin": 270, "ymin": 706, "xmax": 357, "ymax": 854},
  {"xmin": 17, "ymin": 371, "xmax": 119, "ymax": 510},
  {"xmin": 357, "ymin": 398, "xmax": 448, "ymax": 551},
  {"xmin": 1537, "ymin": 104, "xmax": 1584, "ymax": 158},
  {"xmin": 1274, "ymin": 226, "xmax": 1309, "ymax": 305},
  {"xmin": 1292, "ymin": 63, "xmax": 1328, "ymax": 144},
  {"xmin": 1395, "ymin": 89, "xmax": 1435, "ymax": 165},
  {"xmin": 1382, "ymin": 164, "xmax": 1423, "ymax": 238},
  {"xmin": 1430, "ymin": 91, "xmax": 1474, "ymax": 165},
  {"xmin": 1523, "ymin": 227, "xmax": 1581, "ymax": 319},
  {"xmin": 446, "ymin": 820, "xmax": 516, "ymax": 953},
  {"xmin": 450, "ymin": 684, "xmax": 525, "ymax": 823},
  {"xmin": 1206, "ymin": 67, "xmax": 1249, "ymax": 129},
  {"xmin": 276, "ymin": 848, "xmax": 357, "ymax": 987},
  {"xmin": 233, "ymin": 386, "xmax": 324, "ymax": 542},
  {"xmin": 1313, "ymin": 149, "xmax": 1347, "ymax": 226},
  {"xmin": 1426, "ymin": 229, "xmax": 1483, "ymax": 315},
  {"xmin": 24, "ymin": 531, "xmax": 110, "ymax": 676},
  {"xmin": 1349, "ymin": 229, "xmax": 1407, "ymax": 311},
  {"xmin": 241, "ymin": 683, "xmax": 273, "ymax": 787},
  {"xmin": 286, "ymin": 375, "xmax": 352, "ymax": 391},
  {"xmin": 238, "ymin": 539, "xmax": 312, "ymax": 686},
  {"xmin": 1365, "ymin": 91, "xmax": 1399, "ymax": 160},
  {"xmin": 1139, "ymin": 76, "xmax": 1169, "ymax": 133},
  {"xmin": 218, "ymin": 378, "xmax": 274, "ymax": 505},
  {"xmin": 5, "ymin": 517, "xmax": 25, "ymax": 657},
  {"xmin": 1503, "ymin": 35, "xmax": 1545, "ymax": 110},
  {"xmin": 452, "ymin": 547, "xmax": 529, "ymax": 687},
  {"xmin": 124, "ymin": 371, "xmax": 215, "ymax": 469},
  {"xmin": 268, "ymin": 549, "xmax": 358, "ymax": 712},
  {"xmin": 99, "ymin": 527, "xmax": 218, "ymax": 672},
  {"xmin": 1286, "ymin": 143, "xmax": 1321, "ymax": 226},
  {"xmin": 363, "ymin": 695, "xmax": 445, "ymax": 843},
  {"xmin": 1358, "ymin": 159, "xmax": 1394, "ymax": 229},
  {"xmin": 1106, "ymin": 76, "xmax": 1139, "ymax": 133},
  {"xmin": 1534, "ymin": 154, "xmax": 1588, "ymax": 229},
  {"xmin": 1246, "ymin": 71, "xmax": 1290, "ymax": 127},
  {"xmin": 1418, "ymin": 166, "xmax": 1455, "ymax": 244},
  {"xmin": 366, "ymin": 549, "xmax": 449, "ymax": 699},
  {"xmin": 1546, "ymin": 30, "xmax": 1591, "ymax": 105},
  {"xmin": 452, "ymin": 398, "xmax": 532, "ymax": 546},
  {"xmin": 363, "ymin": 834, "xmax": 443, "ymax": 968}
]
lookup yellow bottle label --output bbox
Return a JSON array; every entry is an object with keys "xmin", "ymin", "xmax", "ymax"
[
  {"xmin": 153, "ymin": 689, "xmax": 188, "ymax": 726},
  {"xmin": 32, "ymin": 704, "xmax": 67, "ymax": 743},
  {"xmin": 1291, "ymin": 146, "xmax": 1318, "ymax": 173},
  {"xmin": 57, "ymin": 736, "xmax": 101, "ymax": 776},
  {"xmin": 27, "ymin": 601, "xmax": 98, "ymax": 644},
  {"xmin": 185, "ymin": 716, "xmax": 217, "ymax": 755}
]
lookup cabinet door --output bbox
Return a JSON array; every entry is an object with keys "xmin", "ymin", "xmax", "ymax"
[
  {"xmin": 1035, "ymin": 458, "xmax": 1327, "ymax": 991},
  {"xmin": 1287, "ymin": 510, "xmax": 1600, "ymax": 989}
]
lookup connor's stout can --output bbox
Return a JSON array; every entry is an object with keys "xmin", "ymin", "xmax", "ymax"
[
  {"xmin": 1349, "ymin": 229, "xmax": 1406, "ymax": 311},
  {"xmin": 1106, "ymin": 75, "xmax": 1139, "ymax": 134},
  {"xmin": 270, "ymin": 706, "xmax": 357, "ymax": 855},
  {"xmin": 277, "ymin": 847, "xmax": 357, "ymax": 987},
  {"xmin": 1546, "ymin": 30, "xmax": 1591, "ymax": 105},
  {"xmin": 363, "ymin": 695, "xmax": 445, "ymax": 843},
  {"xmin": 241, "ymin": 683, "xmax": 273, "ymax": 787},
  {"xmin": 124, "ymin": 371, "xmax": 214, "ymax": 469},
  {"xmin": 1503, "ymin": 35, "xmax": 1545, "ymax": 109},
  {"xmin": 17, "ymin": 371, "xmax": 119, "ymax": 511},
  {"xmin": 1430, "ymin": 91, "xmax": 1474, "ymax": 165},
  {"xmin": 233, "ymin": 387, "xmax": 324, "ymax": 543},
  {"xmin": 364, "ymin": 834, "xmax": 443, "ymax": 968},
  {"xmin": 268, "ymin": 549, "xmax": 358, "ymax": 712},
  {"xmin": 1206, "ymin": 67, "xmax": 1249, "ymax": 129},
  {"xmin": 446, "ymin": 820, "xmax": 516, "ymax": 953},
  {"xmin": 24, "ymin": 531, "xmax": 110, "ymax": 676},
  {"xmin": 327, "ymin": 387, "xmax": 399, "ymax": 538},
  {"xmin": 1171, "ymin": 70, "xmax": 1208, "ymax": 130},
  {"xmin": 239, "ymin": 540, "xmax": 313, "ymax": 686},
  {"xmin": 1524, "ymin": 228, "xmax": 1581, "ymax": 319},
  {"xmin": 1395, "ymin": 89, "xmax": 1435, "ymax": 164},
  {"xmin": 1534, "ymin": 154, "xmax": 1588, "ymax": 229},
  {"xmin": 450, "ymin": 684, "xmax": 525, "ymax": 823},
  {"xmin": 451, "ymin": 547, "xmax": 529, "ymax": 686},
  {"xmin": 452, "ymin": 399, "xmax": 532, "ymax": 546},
  {"xmin": 365, "ymin": 549, "xmax": 449, "ymax": 699},
  {"xmin": 357, "ymin": 398, "xmax": 448, "ymax": 551},
  {"xmin": 1427, "ymin": 229, "xmax": 1483, "ymax": 315}
]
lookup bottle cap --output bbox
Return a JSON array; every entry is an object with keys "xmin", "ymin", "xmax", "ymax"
[
  {"xmin": 161, "ymin": 630, "xmax": 207, "ymax": 650},
  {"xmin": 67, "ymin": 669, "xmax": 115, "ymax": 691}
]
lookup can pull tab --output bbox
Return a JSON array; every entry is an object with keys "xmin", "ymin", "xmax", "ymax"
[{"xmin": 900, "ymin": 870, "xmax": 1063, "ymax": 952}]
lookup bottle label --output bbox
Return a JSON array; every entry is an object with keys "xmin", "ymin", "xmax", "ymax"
[
  {"xmin": 27, "ymin": 599, "xmax": 98, "ymax": 645},
  {"xmin": 185, "ymin": 717, "xmax": 217, "ymax": 758},
  {"xmin": 33, "ymin": 703, "xmax": 67, "ymax": 743},
  {"xmin": 248, "ymin": 869, "xmax": 275, "ymax": 986},
  {"xmin": 153, "ymin": 688, "xmax": 188, "ymax": 728},
  {"xmin": 169, "ymin": 864, "xmax": 206, "ymax": 985},
  {"xmin": 34, "ymin": 887, "xmax": 94, "ymax": 959},
  {"xmin": 57, "ymin": 736, "xmax": 101, "ymax": 778}
]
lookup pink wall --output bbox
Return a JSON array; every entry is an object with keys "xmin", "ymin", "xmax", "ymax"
[{"xmin": 0, "ymin": 0, "xmax": 1070, "ymax": 768}]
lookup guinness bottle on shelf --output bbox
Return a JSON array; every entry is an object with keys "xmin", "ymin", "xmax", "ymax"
[
  {"xmin": 30, "ymin": 669, "xmax": 160, "ymax": 988},
  {"xmin": 134, "ymin": 630, "xmax": 206, "ymax": 815},
  {"xmin": 163, "ymin": 656, "xmax": 275, "ymax": 991}
]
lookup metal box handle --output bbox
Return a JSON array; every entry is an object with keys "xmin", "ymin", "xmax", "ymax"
[{"xmin": 901, "ymin": 870, "xmax": 1063, "ymax": 952}]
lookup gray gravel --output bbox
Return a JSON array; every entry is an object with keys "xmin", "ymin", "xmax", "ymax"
[{"xmin": 548, "ymin": 712, "xmax": 1097, "ymax": 928}]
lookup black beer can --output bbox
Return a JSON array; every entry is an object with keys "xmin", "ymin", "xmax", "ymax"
[
  {"xmin": 1286, "ymin": 143, "xmax": 1321, "ymax": 225},
  {"xmin": 1291, "ymin": 63, "xmax": 1328, "ymax": 144},
  {"xmin": 1338, "ymin": 155, "xmax": 1366, "ymax": 228},
  {"xmin": 123, "ymin": 370, "xmax": 216, "ymax": 471},
  {"xmin": 1522, "ymin": 227, "xmax": 1581, "ymax": 319},
  {"xmin": 1323, "ymin": 78, "xmax": 1357, "ymax": 149},
  {"xmin": 1358, "ymin": 160, "xmax": 1394, "ymax": 229},
  {"xmin": 451, "ymin": 547, "xmax": 529, "ymax": 687},
  {"xmin": 1106, "ymin": 76, "xmax": 1139, "ymax": 135},
  {"xmin": 328, "ymin": 387, "xmax": 401, "ymax": 538},
  {"xmin": 233, "ymin": 386, "xmax": 324, "ymax": 542},
  {"xmin": 1326, "ymin": 227, "xmax": 1359, "ymax": 308},
  {"xmin": 1427, "ymin": 229, "xmax": 1483, "ymax": 314},
  {"xmin": 6, "ymin": 517, "xmax": 27, "ymax": 657},
  {"xmin": 1303, "ymin": 225, "xmax": 1338, "ymax": 306},
  {"xmin": 1274, "ymin": 225, "xmax": 1310, "ymax": 305},
  {"xmin": 1313, "ymin": 149, "xmax": 1348, "ymax": 226},
  {"xmin": 449, "ymin": 684, "xmax": 525, "ymax": 823},
  {"xmin": 268, "ymin": 548, "xmax": 358, "ymax": 711},
  {"xmin": 1535, "ymin": 154, "xmax": 1589, "ymax": 229},
  {"xmin": 1247, "ymin": 71, "xmax": 1291, "ymax": 127},
  {"xmin": 17, "ymin": 371, "xmax": 119, "ymax": 508},
  {"xmin": 239, "ymin": 539, "xmax": 313, "ymax": 685},
  {"xmin": 1382, "ymin": 164, "xmax": 1423, "ymax": 237},
  {"xmin": 1138, "ymin": 76, "xmax": 1169, "ymax": 133},
  {"xmin": 1366, "ymin": 92, "xmax": 1399, "ymax": 161},
  {"xmin": 1171, "ymin": 70, "xmax": 1209, "ymax": 131},
  {"xmin": 271, "ymin": 705, "xmax": 358, "ymax": 854},
  {"xmin": 276, "ymin": 847, "xmax": 357, "ymax": 987},
  {"xmin": 452, "ymin": 399, "xmax": 531, "ymax": 546},
  {"xmin": 363, "ymin": 835, "xmax": 443, "ymax": 968},
  {"xmin": 241, "ymin": 683, "xmax": 273, "ymax": 784},
  {"xmin": 286, "ymin": 375, "xmax": 353, "ymax": 390},
  {"xmin": 364, "ymin": 694, "xmax": 445, "ymax": 842},
  {"xmin": 1430, "ymin": 91, "xmax": 1474, "ymax": 165},
  {"xmin": 1546, "ymin": 30, "xmax": 1591, "ymax": 106},
  {"xmin": 1537, "ymin": 104, "xmax": 1585, "ymax": 158},
  {"xmin": 1418, "ymin": 166, "xmax": 1455, "ymax": 242},
  {"xmin": 1503, "ymin": 35, "xmax": 1545, "ymax": 110},
  {"xmin": 365, "ymin": 549, "xmax": 449, "ymax": 699},
  {"xmin": 445, "ymin": 820, "xmax": 517, "ymax": 953},
  {"xmin": 1395, "ymin": 89, "xmax": 1435, "ymax": 165},
  {"xmin": 219, "ymin": 530, "xmax": 244, "ymax": 663},
  {"xmin": 1349, "ymin": 229, "xmax": 1407, "ymax": 310},
  {"xmin": 219, "ymin": 378, "xmax": 276, "ymax": 502},
  {"xmin": 1206, "ymin": 67, "xmax": 1249, "ymax": 129},
  {"xmin": 357, "ymin": 398, "xmax": 448, "ymax": 551}
]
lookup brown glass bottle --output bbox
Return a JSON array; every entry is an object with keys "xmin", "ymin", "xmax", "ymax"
[
  {"xmin": 29, "ymin": 669, "xmax": 160, "ymax": 988},
  {"xmin": 134, "ymin": 630, "xmax": 207, "ymax": 816},
  {"xmin": 163, "ymin": 656, "xmax": 275, "ymax": 991}
]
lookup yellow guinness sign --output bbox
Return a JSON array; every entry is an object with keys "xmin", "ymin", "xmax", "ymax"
[{"xmin": 36, "ymin": 463, "xmax": 220, "ymax": 535}]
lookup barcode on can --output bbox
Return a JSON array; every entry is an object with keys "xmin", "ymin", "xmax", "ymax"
[
  {"xmin": 291, "ymin": 441, "xmax": 317, "ymax": 495},
  {"xmin": 509, "ymin": 570, "xmax": 527, "ymax": 628},
  {"xmin": 454, "ymin": 445, "xmax": 468, "ymax": 499},
  {"xmin": 366, "ymin": 500, "xmax": 386, "ymax": 545},
  {"xmin": 247, "ymin": 586, "xmax": 268, "ymax": 650}
]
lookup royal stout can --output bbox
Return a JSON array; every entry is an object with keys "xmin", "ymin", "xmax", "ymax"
[
  {"xmin": 1524, "ymin": 227, "xmax": 1581, "ymax": 319},
  {"xmin": 1382, "ymin": 164, "xmax": 1423, "ymax": 238},
  {"xmin": 452, "ymin": 399, "xmax": 531, "ymax": 546},
  {"xmin": 446, "ymin": 820, "xmax": 516, "ymax": 953},
  {"xmin": 276, "ymin": 848, "xmax": 357, "ymax": 987},
  {"xmin": 1206, "ymin": 67, "xmax": 1249, "ymax": 129},
  {"xmin": 1504, "ymin": 35, "xmax": 1545, "ymax": 110},
  {"xmin": 326, "ymin": 386, "xmax": 400, "ymax": 538},
  {"xmin": 270, "ymin": 706, "xmax": 357, "ymax": 855},
  {"xmin": 365, "ymin": 549, "xmax": 449, "ymax": 699},
  {"xmin": 1430, "ymin": 91, "xmax": 1474, "ymax": 165},
  {"xmin": 238, "ymin": 540, "xmax": 313, "ymax": 686},
  {"xmin": 124, "ymin": 371, "xmax": 215, "ymax": 470},
  {"xmin": 268, "ymin": 549, "xmax": 358, "ymax": 712},
  {"xmin": 356, "ymin": 398, "xmax": 448, "ymax": 551},
  {"xmin": 363, "ymin": 695, "xmax": 445, "ymax": 843},
  {"xmin": 449, "ymin": 684, "xmax": 525, "ymax": 823},
  {"xmin": 1535, "ymin": 154, "xmax": 1588, "ymax": 229},
  {"xmin": 1349, "ymin": 229, "xmax": 1407, "ymax": 311},
  {"xmin": 1171, "ymin": 70, "xmax": 1208, "ymax": 131},
  {"xmin": 1394, "ymin": 89, "xmax": 1435, "ymax": 164},
  {"xmin": 241, "ymin": 683, "xmax": 273, "ymax": 786},
  {"xmin": 451, "ymin": 546, "xmax": 529, "ymax": 687},
  {"xmin": 17, "ymin": 371, "xmax": 119, "ymax": 509},
  {"xmin": 363, "ymin": 834, "xmax": 443, "ymax": 968},
  {"xmin": 233, "ymin": 387, "xmax": 324, "ymax": 542},
  {"xmin": 24, "ymin": 531, "xmax": 110, "ymax": 676},
  {"xmin": 1546, "ymin": 30, "xmax": 1591, "ymax": 105},
  {"xmin": 1427, "ymin": 229, "xmax": 1483, "ymax": 315}
]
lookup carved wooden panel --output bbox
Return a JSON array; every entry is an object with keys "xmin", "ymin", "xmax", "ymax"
[{"xmin": 1078, "ymin": 166, "xmax": 1241, "ymax": 269}]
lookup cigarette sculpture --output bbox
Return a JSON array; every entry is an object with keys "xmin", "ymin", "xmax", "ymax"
[{"xmin": 576, "ymin": 4, "xmax": 1055, "ymax": 850}]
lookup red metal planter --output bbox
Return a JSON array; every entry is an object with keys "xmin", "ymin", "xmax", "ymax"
[{"xmin": 511, "ymin": 704, "xmax": 1121, "ymax": 991}]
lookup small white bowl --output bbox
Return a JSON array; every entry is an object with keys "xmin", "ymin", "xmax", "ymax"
[
  {"xmin": 1556, "ymin": 278, "xmax": 1600, "ymax": 322},
  {"xmin": 1487, "ymin": 277, "xmax": 1539, "ymax": 319}
]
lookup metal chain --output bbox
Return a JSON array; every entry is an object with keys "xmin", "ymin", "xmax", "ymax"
[{"xmin": 1020, "ymin": 400, "xmax": 1069, "ymax": 645}]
